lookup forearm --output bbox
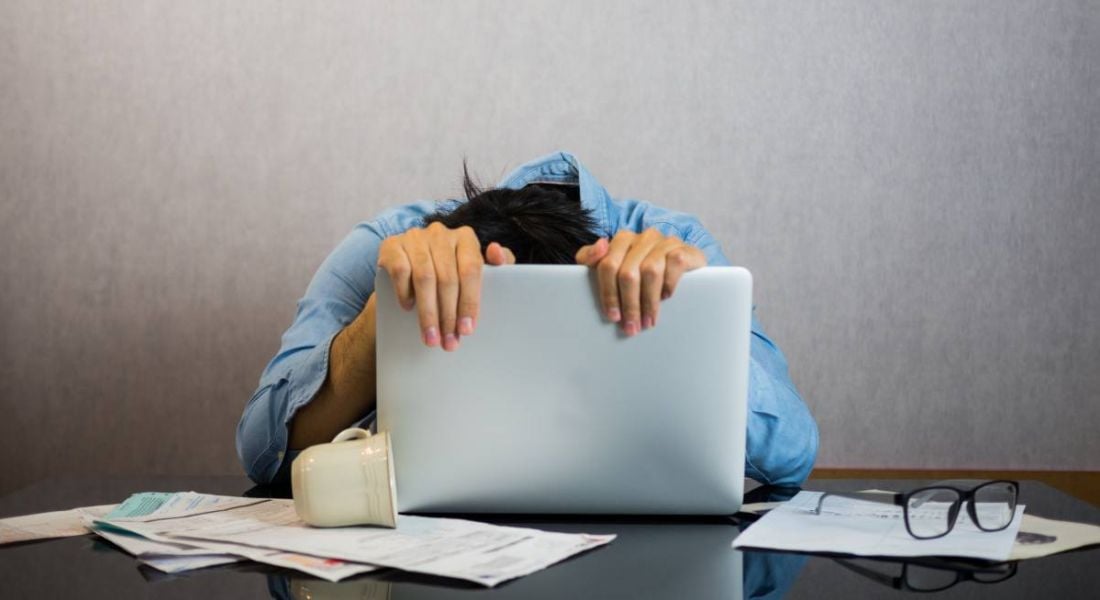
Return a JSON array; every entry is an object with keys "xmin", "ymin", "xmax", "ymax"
[{"xmin": 288, "ymin": 294, "xmax": 378, "ymax": 449}]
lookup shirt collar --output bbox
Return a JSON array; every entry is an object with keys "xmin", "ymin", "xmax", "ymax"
[{"xmin": 496, "ymin": 151, "xmax": 612, "ymax": 237}]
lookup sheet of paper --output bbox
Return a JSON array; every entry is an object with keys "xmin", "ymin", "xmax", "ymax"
[
  {"xmin": 84, "ymin": 515, "xmax": 225, "ymax": 557},
  {"xmin": 732, "ymin": 491, "xmax": 1023, "ymax": 561},
  {"xmin": 139, "ymin": 554, "xmax": 242, "ymax": 573},
  {"xmin": 737, "ymin": 501, "xmax": 785, "ymax": 515},
  {"xmin": 107, "ymin": 491, "xmax": 266, "ymax": 520},
  {"xmin": 107, "ymin": 492, "xmax": 176, "ymax": 518},
  {"xmin": 0, "ymin": 504, "xmax": 115, "ymax": 545},
  {"xmin": 1010, "ymin": 513, "xmax": 1100, "ymax": 560},
  {"xmin": 101, "ymin": 497, "xmax": 614, "ymax": 586}
]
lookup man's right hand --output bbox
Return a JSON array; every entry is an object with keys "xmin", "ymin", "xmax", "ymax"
[{"xmin": 377, "ymin": 222, "xmax": 515, "ymax": 351}]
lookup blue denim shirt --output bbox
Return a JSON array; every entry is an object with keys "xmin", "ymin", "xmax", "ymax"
[{"xmin": 237, "ymin": 151, "xmax": 818, "ymax": 487}]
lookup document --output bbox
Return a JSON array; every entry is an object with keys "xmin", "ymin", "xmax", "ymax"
[
  {"xmin": 0, "ymin": 504, "xmax": 115, "ymax": 545},
  {"xmin": 1011, "ymin": 513, "xmax": 1100, "ymax": 560},
  {"xmin": 107, "ymin": 491, "xmax": 266, "ymax": 519},
  {"xmin": 140, "ymin": 554, "xmax": 242, "ymax": 573},
  {"xmin": 732, "ymin": 491, "xmax": 1023, "ymax": 561},
  {"xmin": 101, "ymin": 495, "xmax": 614, "ymax": 586}
]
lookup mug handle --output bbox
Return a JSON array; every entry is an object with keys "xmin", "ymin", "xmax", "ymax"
[{"xmin": 331, "ymin": 428, "xmax": 372, "ymax": 443}]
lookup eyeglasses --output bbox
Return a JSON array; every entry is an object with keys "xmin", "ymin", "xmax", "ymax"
[
  {"xmin": 833, "ymin": 556, "xmax": 1018, "ymax": 593},
  {"xmin": 812, "ymin": 480, "xmax": 1019, "ymax": 539}
]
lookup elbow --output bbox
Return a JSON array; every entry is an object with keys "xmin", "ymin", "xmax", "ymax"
[
  {"xmin": 774, "ymin": 417, "xmax": 819, "ymax": 487},
  {"xmin": 236, "ymin": 384, "xmax": 287, "ymax": 486},
  {"xmin": 236, "ymin": 412, "xmax": 274, "ymax": 485},
  {"xmin": 747, "ymin": 397, "xmax": 820, "ymax": 488}
]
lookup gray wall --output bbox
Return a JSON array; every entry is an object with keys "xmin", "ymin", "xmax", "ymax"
[{"xmin": 2, "ymin": 1, "xmax": 1097, "ymax": 495}]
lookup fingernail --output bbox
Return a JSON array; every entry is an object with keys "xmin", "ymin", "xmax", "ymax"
[
  {"xmin": 641, "ymin": 315, "xmax": 653, "ymax": 330},
  {"xmin": 423, "ymin": 326, "xmax": 440, "ymax": 347},
  {"xmin": 458, "ymin": 317, "xmax": 474, "ymax": 336},
  {"xmin": 608, "ymin": 307, "xmax": 621, "ymax": 322},
  {"xmin": 661, "ymin": 290, "xmax": 671, "ymax": 300},
  {"xmin": 623, "ymin": 320, "xmax": 639, "ymax": 336},
  {"xmin": 443, "ymin": 333, "xmax": 458, "ymax": 351}
]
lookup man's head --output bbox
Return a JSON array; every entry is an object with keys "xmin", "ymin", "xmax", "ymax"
[{"xmin": 423, "ymin": 168, "xmax": 600, "ymax": 264}]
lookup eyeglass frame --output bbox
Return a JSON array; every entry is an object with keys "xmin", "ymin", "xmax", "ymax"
[
  {"xmin": 811, "ymin": 480, "xmax": 1020, "ymax": 540},
  {"xmin": 832, "ymin": 556, "xmax": 1018, "ymax": 593}
]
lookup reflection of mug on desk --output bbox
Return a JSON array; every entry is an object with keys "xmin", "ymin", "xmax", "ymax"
[{"xmin": 291, "ymin": 428, "xmax": 398, "ymax": 528}]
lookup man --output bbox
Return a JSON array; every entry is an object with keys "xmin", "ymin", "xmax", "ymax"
[{"xmin": 237, "ymin": 151, "xmax": 818, "ymax": 487}]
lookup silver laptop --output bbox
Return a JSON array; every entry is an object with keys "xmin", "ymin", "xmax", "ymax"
[{"xmin": 376, "ymin": 265, "xmax": 751, "ymax": 515}]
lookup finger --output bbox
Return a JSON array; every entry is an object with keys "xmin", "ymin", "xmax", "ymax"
[
  {"xmin": 640, "ymin": 238, "xmax": 682, "ymax": 329},
  {"xmin": 455, "ymin": 227, "xmax": 483, "ymax": 336},
  {"xmin": 575, "ymin": 237, "xmax": 609, "ymax": 266},
  {"xmin": 616, "ymin": 230, "xmax": 665, "ymax": 336},
  {"xmin": 596, "ymin": 231, "xmax": 636, "ymax": 324},
  {"xmin": 378, "ymin": 238, "xmax": 414, "ymax": 310},
  {"xmin": 662, "ymin": 244, "xmax": 708, "ymax": 300},
  {"xmin": 486, "ymin": 242, "xmax": 516, "ymax": 266},
  {"xmin": 406, "ymin": 237, "xmax": 440, "ymax": 347},
  {"xmin": 428, "ymin": 230, "xmax": 460, "ymax": 352}
]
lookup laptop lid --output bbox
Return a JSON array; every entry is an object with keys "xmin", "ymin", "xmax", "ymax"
[{"xmin": 376, "ymin": 265, "xmax": 751, "ymax": 514}]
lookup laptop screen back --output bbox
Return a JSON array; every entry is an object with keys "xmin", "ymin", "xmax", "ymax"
[{"xmin": 376, "ymin": 265, "xmax": 751, "ymax": 514}]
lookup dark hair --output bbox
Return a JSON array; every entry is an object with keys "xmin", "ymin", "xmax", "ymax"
[{"xmin": 422, "ymin": 165, "xmax": 600, "ymax": 264}]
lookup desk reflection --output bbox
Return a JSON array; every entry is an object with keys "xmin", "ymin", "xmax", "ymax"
[
  {"xmin": 263, "ymin": 526, "xmax": 805, "ymax": 600},
  {"xmin": 829, "ymin": 556, "xmax": 1018, "ymax": 593},
  {"xmin": 254, "ymin": 485, "xmax": 806, "ymax": 599},
  {"xmin": 252, "ymin": 485, "xmax": 1022, "ymax": 599}
]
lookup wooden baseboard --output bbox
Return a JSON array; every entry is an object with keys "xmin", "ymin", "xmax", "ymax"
[{"xmin": 810, "ymin": 469, "xmax": 1100, "ymax": 507}]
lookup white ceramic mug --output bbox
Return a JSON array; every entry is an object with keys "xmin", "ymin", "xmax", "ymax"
[{"xmin": 291, "ymin": 428, "xmax": 398, "ymax": 528}]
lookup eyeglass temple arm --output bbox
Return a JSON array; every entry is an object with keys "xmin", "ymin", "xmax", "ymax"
[
  {"xmin": 812, "ymin": 491, "xmax": 906, "ymax": 514},
  {"xmin": 832, "ymin": 558, "xmax": 903, "ymax": 588}
]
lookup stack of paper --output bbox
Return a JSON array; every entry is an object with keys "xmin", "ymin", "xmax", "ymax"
[
  {"xmin": 78, "ymin": 492, "xmax": 381, "ymax": 578},
  {"xmin": 88, "ymin": 491, "xmax": 613, "ymax": 586},
  {"xmin": 2, "ymin": 491, "xmax": 613, "ymax": 585}
]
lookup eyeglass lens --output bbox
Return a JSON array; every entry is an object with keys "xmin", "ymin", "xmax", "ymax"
[
  {"xmin": 972, "ymin": 481, "xmax": 1017, "ymax": 531},
  {"xmin": 905, "ymin": 564, "xmax": 961, "ymax": 592},
  {"xmin": 906, "ymin": 488, "xmax": 961, "ymax": 538}
]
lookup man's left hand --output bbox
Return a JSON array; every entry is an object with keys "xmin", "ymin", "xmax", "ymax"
[{"xmin": 575, "ymin": 228, "xmax": 707, "ymax": 336}]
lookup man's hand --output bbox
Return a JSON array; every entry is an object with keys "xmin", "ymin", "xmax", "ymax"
[
  {"xmin": 377, "ymin": 222, "xmax": 515, "ymax": 351},
  {"xmin": 575, "ymin": 229, "xmax": 707, "ymax": 336}
]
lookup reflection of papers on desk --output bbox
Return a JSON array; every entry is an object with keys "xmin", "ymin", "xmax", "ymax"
[
  {"xmin": 733, "ymin": 491, "xmax": 1023, "ymax": 561},
  {"xmin": 99, "ymin": 492, "xmax": 614, "ymax": 586},
  {"xmin": 0, "ymin": 504, "xmax": 115, "ymax": 545}
]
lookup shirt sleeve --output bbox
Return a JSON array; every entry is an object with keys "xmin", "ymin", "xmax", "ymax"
[
  {"xmin": 682, "ymin": 219, "xmax": 820, "ymax": 487},
  {"xmin": 236, "ymin": 223, "xmax": 385, "ymax": 485}
]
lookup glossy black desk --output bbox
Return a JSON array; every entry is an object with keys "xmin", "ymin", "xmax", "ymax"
[{"xmin": 1, "ymin": 476, "xmax": 1096, "ymax": 599}]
